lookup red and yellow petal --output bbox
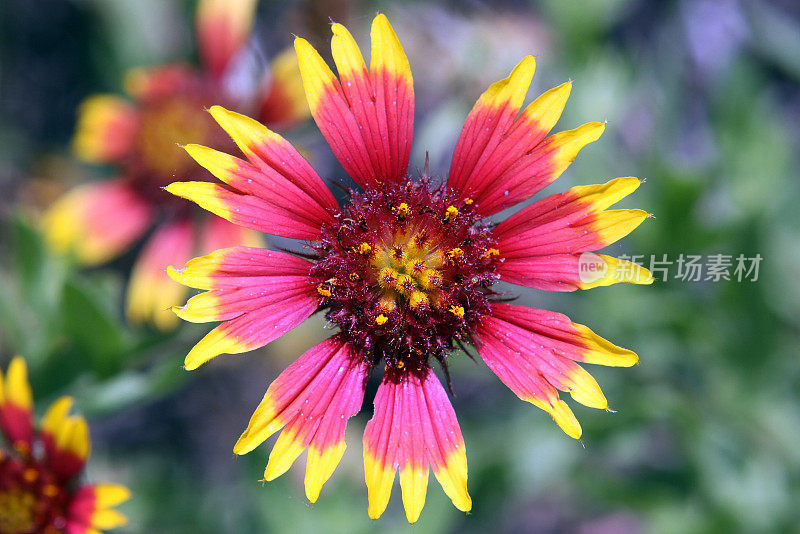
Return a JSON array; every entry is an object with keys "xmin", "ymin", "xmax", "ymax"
[
  {"xmin": 178, "ymin": 135, "xmax": 334, "ymax": 238},
  {"xmin": 190, "ymin": 105, "xmax": 338, "ymax": 214},
  {"xmin": 125, "ymin": 219, "xmax": 195, "ymax": 331},
  {"xmin": 124, "ymin": 63, "xmax": 196, "ymax": 101},
  {"xmin": 473, "ymin": 121, "xmax": 606, "ymax": 215},
  {"xmin": 447, "ymin": 54, "xmax": 605, "ymax": 215},
  {"xmin": 67, "ymin": 484, "xmax": 131, "ymax": 534},
  {"xmin": 491, "ymin": 176, "xmax": 651, "ymax": 290},
  {"xmin": 363, "ymin": 368, "xmax": 471, "ymax": 523},
  {"xmin": 257, "ymin": 47, "xmax": 311, "ymax": 128},
  {"xmin": 495, "ymin": 177, "xmax": 649, "ymax": 258},
  {"xmin": 43, "ymin": 180, "xmax": 153, "ymax": 266},
  {"xmin": 165, "ymin": 181, "xmax": 321, "ymax": 240},
  {"xmin": 0, "ymin": 356, "xmax": 34, "ymax": 451},
  {"xmin": 41, "ymin": 396, "xmax": 91, "ymax": 480},
  {"xmin": 195, "ymin": 0, "xmax": 257, "ymax": 79},
  {"xmin": 447, "ymin": 55, "xmax": 536, "ymax": 198},
  {"xmin": 499, "ymin": 252, "xmax": 653, "ymax": 292},
  {"xmin": 72, "ymin": 95, "xmax": 139, "ymax": 164},
  {"xmin": 233, "ymin": 337, "xmax": 368, "ymax": 502},
  {"xmin": 477, "ymin": 303, "xmax": 640, "ymax": 439},
  {"xmin": 295, "ymin": 14, "xmax": 414, "ymax": 189},
  {"xmin": 167, "ymin": 247, "xmax": 318, "ymax": 370}
]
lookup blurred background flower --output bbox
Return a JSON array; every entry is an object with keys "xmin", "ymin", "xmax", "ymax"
[
  {"xmin": 1, "ymin": 0, "xmax": 799, "ymax": 532},
  {"xmin": 40, "ymin": 0, "xmax": 314, "ymax": 331},
  {"xmin": 0, "ymin": 357, "xmax": 130, "ymax": 534}
]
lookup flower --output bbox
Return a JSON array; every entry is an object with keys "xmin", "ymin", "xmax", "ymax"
[
  {"xmin": 164, "ymin": 14, "xmax": 652, "ymax": 523},
  {"xmin": 0, "ymin": 357, "xmax": 130, "ymax": 533},
  {"xmin": 42, "ymin": 0, "xmax": 309, "ymax": 330}
]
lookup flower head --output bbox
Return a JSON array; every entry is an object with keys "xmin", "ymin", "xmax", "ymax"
[
  {"xmin": 42, "ymin": 0, "xmax": 308, "ymax": 329},
  {"xmin": 0, "ymin": 357, "xmax": 129, "ymax": 533},
  {"xmin": 165, "ymin": 14, "xmax": 652, "ymax": 523}
]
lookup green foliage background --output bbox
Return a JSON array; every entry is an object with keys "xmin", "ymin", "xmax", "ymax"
[{"xmin": 1, "ymin": 0, "xmax": 799, "ymax": 532}]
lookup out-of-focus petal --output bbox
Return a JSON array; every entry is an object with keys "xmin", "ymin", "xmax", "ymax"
[
  {"xmin": 72, "ymin": 95, "xmax": 139, "ymax": 164},
  {"xmin": 0, "ymin": 356, "xmax": 34, "ymax": 451},
  {"xmin": 196, "ymin": 0, "xmax": 257, "ymax": 79},
  {"xmin": 41, "ymin": 396, "xmax": 91, "ymax": 480},
  {"xmin": 124, "ymin": 63, "xmax": 196, "ymax": 101},
  {"xmin": 66, "ymin": 484, "xmax": 131, "ymax": 534},
  {"xmin": 200, "ymin": 214, "xmax": 263, "ymax": 255},
  {"xmin": 42, "ymin": 179, "xmax": 153, "ymax": 266},
  {"xmin": 126, "ymin": 219, "xmax": 195, "ymax": 330},
  {"xmin": 257, "ymin": 47, "xmax": 311, "ymax": 129}
]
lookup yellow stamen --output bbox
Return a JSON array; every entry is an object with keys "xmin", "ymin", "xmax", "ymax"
[
  {"xmin": 449, "ymin": 305, "xmax": 465, "ymax": 318},
  {"xmin": 379, "ymin": 267, "xmax": 399, "ymax": 287},
  {"xmin": 443, "ymin": 205, "xmax": 459, "ymax": 223},
  {"xmin": 375, "ymin": 314, "xmax": 388, "ymax": 325},
  {"xmin": 395, "ymin": 202, "xmax": 410, "ymax": 219},
  {"xmin": 357, "ymin": 242, "xmax": 372, "ymax": 255},
  {"xmin": 395, "ymin": 274, "xmax": 416, "ymax": 294},
  {"xmin": 390, "ymin": 245, "xmax": 406, "ymax": 266},
  {"xmin": 395, "ymin": 360, "xmax": 405, "ymax": 369},
  {"xmin": 409, "ymin": 291, "xmax": 429, "ymax": 309},
  {"xmin": 484, "ymin": 247, "xmax": 499, "ymax": 257},
  {"xmin": 464, "ymin": 198, "xmax": 474, "ymax": 206},
  {"xmin": 419, "ymin": 269, "xmax": 442, "ymax": 289}
]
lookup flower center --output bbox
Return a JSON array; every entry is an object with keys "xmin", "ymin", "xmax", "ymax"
[
  {"xmin": 312, "ymin": 180, "xmax": 500, "ymax": 373},
  {"xmin": 0, "ymin": 489, "xmax": 36, "ymax": 534},
  {"xmin": 0, "ymin": 455, "xmax": 65, "ymax": 534},
  {"xmin": 135, "ymin": 96, "xmax": 217, "ymax": 180},
  {"xmin": 128, "ymin": 76, "xmax": 237, "ymax": 208}
]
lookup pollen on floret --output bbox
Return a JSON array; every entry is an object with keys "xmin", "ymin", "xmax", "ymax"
[
  {"xmin": 484, "ymin": 247, "xmax": 500, "ymax": 257},
  {"xmin": 357, "ymin": 242, "xmax": 373, "ymax": 255},
  {"xmin": 377, "ymin": 294, "xmax": 397, "ymax": 312},
  {"xmin": 447, "ymin": 247, "xmax": 464, "ymax": 261},
  {"xmin": 375, "ymin": 314, "xmax": 388, "ymax": 325},
  {"xmin": 449, "ymin": 305, "xmax": 465, "ymax": 318},
  {"xmin": 317, "ymin": 284, "xmax": 332, "ymax": 297},
  {"xmin": 394, "ymin": 202, "xmax": 410, "ymax": 220},
  {"xmin": 443, "ymin": 205, "xmax": 458, "ymax": 223},
  {"xmin": 23, "ymin": 468, "xmax": 38, "ymax": 483}
]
